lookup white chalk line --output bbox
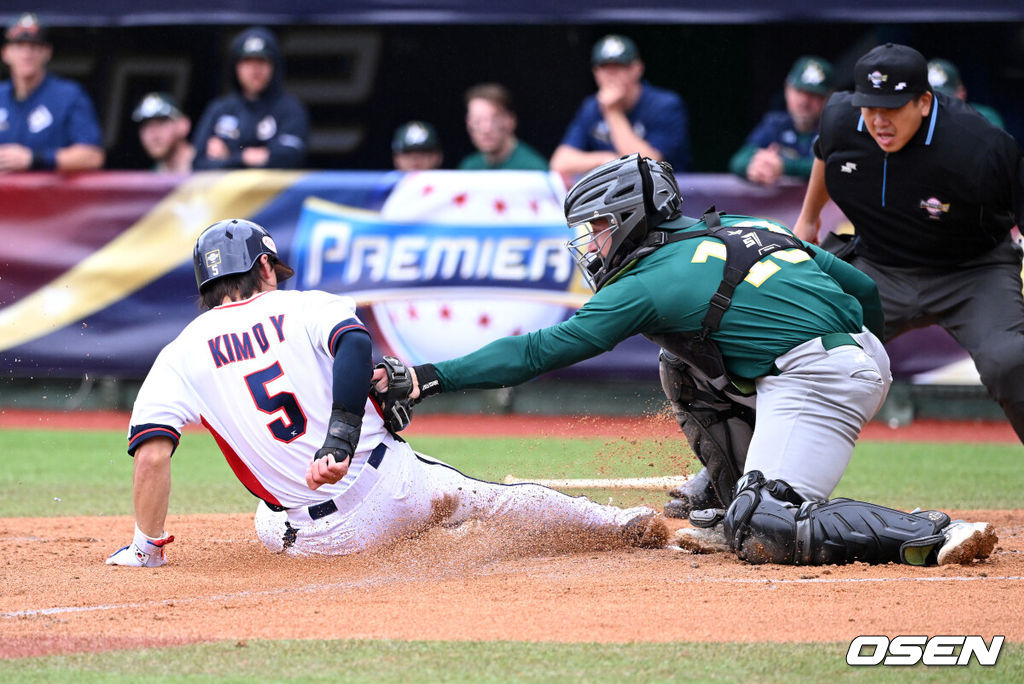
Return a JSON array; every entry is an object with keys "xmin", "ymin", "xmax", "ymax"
[
  {"xmin": 4, "ymin": 573, "xmax": 1022, "ymax": 620},
  {"xmin": 0, "ymin": 574, "xmax": 412, "ymax": 619}
]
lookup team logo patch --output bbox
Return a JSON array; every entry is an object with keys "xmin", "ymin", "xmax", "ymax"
[
  {"xmin": 919, "ymin": 197, "xmax": 950, "ymax": 219},
  {"xmin": 928, "ymin": 64, "xmax": 952, "ymax": 89},
  {"xmin": 262, "ymin": 235, "xmax": 277, "ymax": 253},
  {"xmin": 841, "ymin": 162, "xmax": 858, "ymax": 174},
  {"xmin": 243, "ymin": 36, "xmax": 266, "ymax": 54},
  {"xmin": 800, "ymin": 61, "xmax": 827, "ymax": 86},
  {"xmin": 205, "ymin": 249, "xmax": 222, "ymax": 276},
  {"xmin": 214, "ymin": 115, "xmax": 240, "ymax": 140},
  {"xmin": 403, "ymin": 122, "xmax": 431, "ymax": 146},
  {"xmin": 28, "ymin": 105, "xmax": 53, "ymax": 134},
  {"xmin": 599, "ymin": 36, "xmax": 627, "ymax": 61},
  {"xmin": 256, "ymin": 115, "xmax": 277, "ymax": 141},
  {"xmin": 592, "ymin": 120, "xmax": 646, "ymax": 146},
  {"xmin": 867, "ymin": 70, "xmax": 888, "ymax": 89}
]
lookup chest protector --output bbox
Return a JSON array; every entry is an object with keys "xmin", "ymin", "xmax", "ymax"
[{"xmin": 639, "ymin": 208, "xmax": 811, "ymax": 396}]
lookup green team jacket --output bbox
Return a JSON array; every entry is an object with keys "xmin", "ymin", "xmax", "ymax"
[
  {"xmin": 457, "ymin": 140, "xmax": 549, "ymax": 171},
  {"xmin": 433, "ymin": 214, "xmax": 883, "ymax": 391}
]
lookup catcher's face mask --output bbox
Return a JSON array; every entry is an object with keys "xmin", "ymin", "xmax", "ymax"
[{"xmin": 567, "ymin": 214, "xmax": 617, "ymax": 291}]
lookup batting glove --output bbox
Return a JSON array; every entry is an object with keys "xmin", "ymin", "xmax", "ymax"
[{"xmin": 106, "ymin": 524, "xmax": 175, "ymax": 567}]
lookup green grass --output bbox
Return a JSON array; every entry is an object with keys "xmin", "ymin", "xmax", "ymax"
[
  {"xmin": 1, "ymin": 428, "xmax": 1022, "ymax": 517},
  {"xmin": 835, "ymin": 441, "xmax": 1024, "ymax": 509},
  {"xmin": 2, "ymin": 640, "xmax": 1021, "ymax": 682}
]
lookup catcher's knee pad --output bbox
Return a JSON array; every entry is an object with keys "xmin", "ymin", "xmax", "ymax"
[
  {"xmin": 679, "ymin": 408, "xmax": 751, "ymax": 508},
  {"xmin": 659, "ymin": 351, "xmax": 751, "ymax": 508},
  {"xmin": 659, "ymin": 350, "xmax": 697, "ymax": 426},
  {"xmin": 723, "ymin": 471, "xmax": 951, "ymax": 565}
]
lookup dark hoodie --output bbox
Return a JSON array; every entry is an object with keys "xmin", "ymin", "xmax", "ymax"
[{"xmin": 192, "ymin": 27, "xmax": 310, "ymax": 169}]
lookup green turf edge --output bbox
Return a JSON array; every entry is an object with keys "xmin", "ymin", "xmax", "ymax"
[
  {"xmin": 1, "ymin": 640, "xmax": 1021, "ymax": 683},
  {"xmin": 1, "ymin": 428, "xmax": 1022, "ymax": 517}
]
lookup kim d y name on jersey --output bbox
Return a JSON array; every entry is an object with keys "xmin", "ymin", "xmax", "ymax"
[{"xmin": 207, "ymin": 313, "xmax": 287, "ymax": 368}]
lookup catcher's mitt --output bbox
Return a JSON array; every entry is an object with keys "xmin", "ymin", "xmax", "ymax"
[{"xmin": 371, "ymin": 355, "xmax": 414, "ymax": 433}]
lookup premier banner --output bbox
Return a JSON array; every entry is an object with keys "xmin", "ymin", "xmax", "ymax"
[{"xmin": 0, "ymin": 170, "xmax": 977, "ymax": 383}]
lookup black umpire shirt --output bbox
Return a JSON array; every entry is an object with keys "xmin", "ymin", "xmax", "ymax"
[{"xmin": 815, "ymin": 91, "xmax": 1024, "ymax": 268}]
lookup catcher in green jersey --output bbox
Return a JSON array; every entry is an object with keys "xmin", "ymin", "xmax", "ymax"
[{"xmin": 376, "ymin": 154, "xmax": 996, "ymax": 566}]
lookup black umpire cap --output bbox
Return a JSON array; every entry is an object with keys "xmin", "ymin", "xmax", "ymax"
[{"xmin": 852, "ymin": 43, "xmax": 930, "ymax": 109}]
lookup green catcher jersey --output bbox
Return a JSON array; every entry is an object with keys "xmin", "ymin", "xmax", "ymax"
[{"xmin": 434, "ymin": 214, "xmax": 881, "ymax": 389}]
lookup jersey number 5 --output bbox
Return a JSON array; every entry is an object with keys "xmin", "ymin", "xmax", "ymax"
[{"xmin": 244, "ymin": 362, "xmax": 308, "ymax": 443}]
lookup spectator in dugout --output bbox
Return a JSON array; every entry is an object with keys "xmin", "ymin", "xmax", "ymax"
[
  {"xmin": 549, "ymin": 34, "xmax": 690, "ymax": 179},
  {"xmin": 728, "ymin": 55, "xmax": 834, "ymax": 185},
  {"xmin": 391, "ymin": 120, "xmax": 443, "ymax": 171},
  {"xmin": 192, "ymin": 26, "xmax": 309, "ymax": 170},
  {"xmin": 458, "ymin": 83, "xmax": 547, "ymax": 171},
  {"xmin": 132, "ymin": 92, "xmax": 195, "ymax": 173},
  {"xmin": 0, "ymin": 12, "xmax": 104, "ymax": 173},
  {"xmin": 927, "ymin": 58, "xmax": 1005, "ymax": 129}
]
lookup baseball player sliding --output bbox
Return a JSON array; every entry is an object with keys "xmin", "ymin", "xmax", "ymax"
[
  {"xmin": 378, "ymin": 154, "xmax": 998, "ymax": 567},
  {"xmin": 106, "ymin": 219, "xmax": 667, "ymax": 567}
]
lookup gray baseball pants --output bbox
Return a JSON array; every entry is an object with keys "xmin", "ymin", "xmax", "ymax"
[{"xmin": 853, "ymin": 238, "xmax": 1024, "ymax": 444}]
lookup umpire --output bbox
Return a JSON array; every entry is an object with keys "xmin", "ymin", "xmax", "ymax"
[{"xmin": 794, "ymin": 43, "xmax": 1024, "ymax": 443}]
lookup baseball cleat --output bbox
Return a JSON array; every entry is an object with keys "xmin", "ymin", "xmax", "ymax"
[
  {"xmin": 622, "ymin": 513, "xmax": 670, "ymax": 549},
  {"xmin": 664, "ymin": 467, "xmax": 721, "ymax": 518},
  {"xmin": 936, "ymin": 521, "xmax": 998, "ymax": 565}
]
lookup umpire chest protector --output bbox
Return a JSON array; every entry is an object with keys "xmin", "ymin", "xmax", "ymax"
[{"xmin": 639, "ymin": 209, "xmax": 812, "ymax": 392}]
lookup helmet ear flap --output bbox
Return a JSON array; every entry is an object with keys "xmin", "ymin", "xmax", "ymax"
[{"xmin": 638, "ymin": 156, "xmax": 657, "ymax": 226}]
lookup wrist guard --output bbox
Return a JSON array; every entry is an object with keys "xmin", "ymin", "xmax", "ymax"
[
  {"xmin": 315, "ymin": 407, "xmax": 361, "ymax": 463},
  {"xmin": 412, "ymin": 363, "xmax": 442, "ymax": 398},
  {"xmin": 372, "ymin": 355, "xmax": 414, "ymax": 432},
  {"xmin": 31, "ymin": 150, "xmax": 56, "ymax": 170}
]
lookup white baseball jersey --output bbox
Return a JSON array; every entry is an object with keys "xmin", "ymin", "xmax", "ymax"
[{"xmin": 129, "ymin": 289, "xmax": 387, "ymax": 508}]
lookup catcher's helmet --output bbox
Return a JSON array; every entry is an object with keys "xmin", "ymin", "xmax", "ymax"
[
  {"xmin": 193, "ymin": 218, "xmax": 293, "ymax": 294},
  {"xmin": 565, "ymin": 153, "xmax": 681, "ymax": 291}
]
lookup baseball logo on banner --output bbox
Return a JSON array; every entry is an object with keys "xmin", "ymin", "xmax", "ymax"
[{"xmin": 289, "ymin": 171, "xmax": 590, "ymax": 363}]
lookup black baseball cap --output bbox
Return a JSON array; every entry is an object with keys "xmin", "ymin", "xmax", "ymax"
[
  {"xmin": 132, "ymin": 92, "xmax": 184, "ymax": 123},
  {"xmin": 591, "ymin": 35, "xmax": 639, "ymax": 66},
  {"xmin": 852, "ymin": 43, "xmax": 930, "ymax": 108},
  {"xmin": 234, "ymin": 31, "xmax": 274, "ymax": 60},
  {"xmin": 392, "ymin": 121, "xmax": 441, "ymax": 154},
  {"xmin": 5, "ymin": 12, "xmax": 48, "ymax": 45}
]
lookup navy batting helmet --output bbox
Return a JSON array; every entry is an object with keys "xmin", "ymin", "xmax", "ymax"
[
  {"xmin": 565, "ymin": 154, "xmax": 681, "ymax": 291},
  {"xmin": 193, "ymin": 218, "xmax": 294, "ymax": 294}
]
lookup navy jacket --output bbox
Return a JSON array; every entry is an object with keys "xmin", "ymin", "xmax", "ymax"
[{"xmin": 192, "ymin": 27, "xmax": 310, "ymax": 170}]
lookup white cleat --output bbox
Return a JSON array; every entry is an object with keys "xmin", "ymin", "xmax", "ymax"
[{"xmin": 937, "ymin": 522, "xmax": 998, "ymax": 566}]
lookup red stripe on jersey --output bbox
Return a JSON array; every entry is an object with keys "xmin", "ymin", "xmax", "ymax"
[
  {"xmin": 200, "ymin": 415, "xmax": 283, "ymax": 507},
  {"xmin": 215, "ymin": 291, "xmax": 272, "ymax": 309},
  {"xmin": 328, "ymin": 323, "xmax": 368, "ymax": 355},
  {"xmin": 368, "ymin": 394, "xmax": 384, "ymax": 420},
  {"xmin": 127, "ymin": 425, "xmax": 181, "ymax": 455}
]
